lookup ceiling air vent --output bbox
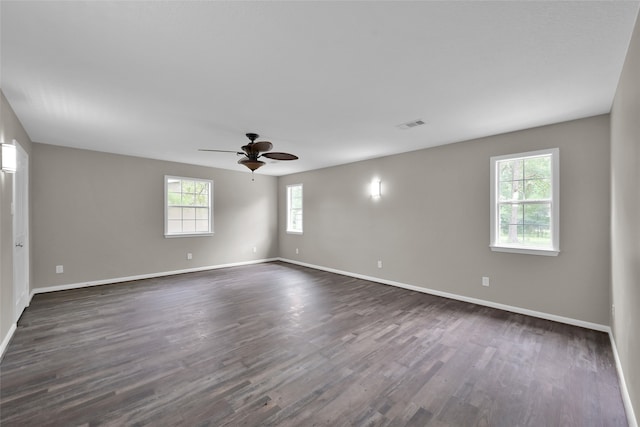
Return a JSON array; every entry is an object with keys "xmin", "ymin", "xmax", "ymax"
[{"xmin": 397, "ymin": 119, "xmax": 426, "ymax": 130}]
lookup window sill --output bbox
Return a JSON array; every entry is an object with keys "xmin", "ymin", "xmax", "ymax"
[
  {"xmin": 165, "ymin": 233, "xmax": 213, "ymax": 238},
  {"xmin": 490, "ymin": 245, "xmax": 559, "ymax": 256},
  {"xmin": 286, "ymin": 230, "xmax": 303, "ymax": 235}
]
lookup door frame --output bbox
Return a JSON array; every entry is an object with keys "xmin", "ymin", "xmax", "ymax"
[{"xmin": 12, "ymin": 140, "xmax": 29, "ymax": 322}]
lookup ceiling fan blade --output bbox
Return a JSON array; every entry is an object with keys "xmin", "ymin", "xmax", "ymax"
[
  {"xmin": 261, "ymin": 152, "xmax": 299, "ymax": 160},
  {"xmin": 252, "ymin": 141, "xmax": 273, "ymax": 153},
  {"xmin": 199, "ymin": 149, "xmax": 243, "ymax": 154}
]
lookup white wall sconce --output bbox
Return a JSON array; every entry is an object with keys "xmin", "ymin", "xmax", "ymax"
[
  {"xmin": 370, "ymin": 179, "xmax": 381, "ymax": 198},
  {"xmin": 1, "ymin": 142, "xmax": 17, "ymax": 173}
]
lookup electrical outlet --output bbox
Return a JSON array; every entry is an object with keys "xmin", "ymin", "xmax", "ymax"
[
  {"xmin": 295, "ymin": 248, "xmax": 299, "ymax": 254},
  {"xmin": 56, "ymin": 265, "xmax": 64, "ymax": 274},
  {"xmin": 482, "ymin": 276, "xmax": 490, "ymax": 287},
  {"xmin": 187, "ymin": 252, "xmax": 192, "ymax": 260},
  {"xmin": 253, "ymin": 246, "xmax": 257, "ymax": 253},
  {"xmin": 377, "ymin": 260, "xmax": 383, "ymax": 269},
  {"xmin": 612, "ymin": 304, "xmax": 615, "ymax": 316}
]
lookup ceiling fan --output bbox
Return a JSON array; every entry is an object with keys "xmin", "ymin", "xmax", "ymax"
[{"xmin": 199, "ymin": 133, "xmax": 298, "ymax": 176}]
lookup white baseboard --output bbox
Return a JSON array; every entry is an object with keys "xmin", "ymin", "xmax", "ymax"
[
  {"xmin": 278, "ymin": 258, "xmax": 609, "ymax": 332},
  {"xmin": 609, "ymin": 331, "xmax": 638, "ymax": 427},
  {"xmin": 31, "ymin": 258, "xmax": 279, "ymax": 296},
  {"xmin": 0, "ymin": 323, "xmax": 17, "ymax": 361}
]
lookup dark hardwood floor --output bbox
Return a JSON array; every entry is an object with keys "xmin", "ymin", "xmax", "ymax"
[{"xmin": 0, "ymin": 262, "xmax": 627, "ymax": 426}]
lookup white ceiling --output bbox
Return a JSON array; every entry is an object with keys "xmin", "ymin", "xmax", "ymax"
[{"xmin": 2, "ymin": 1, "xmax": 639, "ymax": 176}]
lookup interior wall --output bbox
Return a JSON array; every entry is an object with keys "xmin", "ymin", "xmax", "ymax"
[
  {"xmin": 31, "ymin": 143, "xmax": 278, "ymax": 288},
  {"xmin": 611, "ymin": 8, "xmax": 640, "ymax": 423},
  {"xmin": 0, "ymin": 91, "xmax": 33, "ymax": 347},
  {"xmin": 279, "ymin": 115, "xmax": 611, "ymax": 326}
]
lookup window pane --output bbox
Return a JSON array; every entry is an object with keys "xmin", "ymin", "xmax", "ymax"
[
  {"xmin": 167, "ymin": 181, "xmax": 181, "ymax": 193},
  {"xmin": 182, "ymin": 180, "xmax": 195, "ymax": 193},
  {"xmin": 498, "ymin": 203, "xmax": 523, "ymax": 244},
  {"xmin": 195, "ymin": 220, "xmax": 209, "ymax": 232},
  {"xmin": 195, "ymin": 208, "xmax": 208, "ymax": 219},
  {"xmin": 498, "ymin": 203, "xmax": 552, "ymax": 248},
  {"xmin": 291, "ymin": 209, "xmax": 302, "ymax": 231},
  {"xmin": 183, "ymin": 220, "xmax": 196, "ymax": 233},
  {"xmin": 524, "ymin": 178, "xmax": 551, "ymax": 200},
  {"xmin": 523, "ymin": 203, "xmax": 550, "ymax": 224},
  {"xmin": 182, "ymin": 193, "xmax": 196, "ymax": 206},
  {"xmin": 522, "ymin": 224, "xmax": 550, "ymax": 247},
  {"xmin": 499, "ymin": 159, "xmax": 523, "ymax": 182},
  {"xmin": 167, "ymin": 192, "xmax": 181, "ymax": 206},
  {"xmin": 183, "ymin": 208, "xmax": 195, "ymax": 220},
  {"xmin": 196, "ymin": 182, "xmax": 208, "ymax": 195},
  {"xmin": 167, "ymin": 220, "xmax": 182, "ymax": 233},
  {"xmin": 500, "ymin": 180, "xmax": 524, "ymax": 201},
  {"xmin": 499, "ymin": 160, "xmax": 513, "ymax": 182},
  {"xmin": 168, "ymin": 207, "xmax": 182, "ymax": 220},
  {"xmin": 523, "ymin": 204, "xmax": 551, "ymax": 247},
  {"xmin": 524, "ymin": 156, "xmax": 551, "ymax": 179},
  {"xmin": 287, "ymin": 185, "xmax": 303, "ymax": 232},
  {"xmin": 195, "ymin": 194, "xmax": 207, "ymax": 206}
]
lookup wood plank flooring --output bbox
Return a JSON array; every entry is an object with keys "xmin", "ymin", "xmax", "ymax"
[{"xmin": 0, "ymin": 261, "xmax": 627, "ymax": 426}]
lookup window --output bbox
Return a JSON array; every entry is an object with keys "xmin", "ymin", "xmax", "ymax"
[
  {"xmin": 490, "ymin": 148, "xmax": 559, "ymax": 256},
  {"xmin": 286, "ymin": 184, "xmax": 303, "ymax": 234},
  {"xmin": 165, "ymin": 176, "xmax": 213, "ymax": 237}
]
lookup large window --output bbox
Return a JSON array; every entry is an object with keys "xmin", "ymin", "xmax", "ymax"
[
  {"xmin": 286, "ymin": 184, "xmax": 303, "ymax": 234},
  {"xmin": 165, "ymin": 176, "xmax": 213, "ymax": 237},
  {"xmin": 490, "ymin": 148, "xmax": 559, "ymax": 256}
]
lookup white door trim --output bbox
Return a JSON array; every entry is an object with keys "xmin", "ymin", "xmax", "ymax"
[{"xmin": 12, "ymin": 140, "xmax": 29, "ymax": 322}]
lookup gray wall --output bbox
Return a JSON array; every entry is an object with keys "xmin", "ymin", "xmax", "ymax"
[
  {"xmin": 611, "ymin": 9, "xmax": 640, "ymax": 423},
  {"xmin": 279, "ymin": 115, "xmax": 611, "ymax": 326},
  {"xmin": 0, "ymin": 92, "xmax": 33, "ymax": 345},
  {"xmin": 31, "ymin": 143, "xmax": 278, "ymax": 288}
]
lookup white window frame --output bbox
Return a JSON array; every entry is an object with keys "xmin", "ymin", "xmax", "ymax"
[
  {"xmin": 286, "ymin": 183, "xmax": 303, "ymax": 234},
  {"xmin": 490, "ymin": 148, "xmax": 559, "ymax": 256},
  {"xmin": 164, "ymin": 175, "xmax": 213, "ymax": 238}
]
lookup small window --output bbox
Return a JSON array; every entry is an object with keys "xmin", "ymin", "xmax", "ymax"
[
  {"xmin": 165, "ymin": 176, "xmax": 213, "ymax": 237},
  {"xmin": 490, "ymin": 148, "xmax": 559, "ymax": 256},
  {"xmin": 287, "ymin": 184, "xmax": 303, "ymax": 234}
]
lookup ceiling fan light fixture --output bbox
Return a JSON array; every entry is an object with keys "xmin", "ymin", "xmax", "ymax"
[{"xmin": 238, "ymin": 158, "xmax": 266, "ymax": 171}]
